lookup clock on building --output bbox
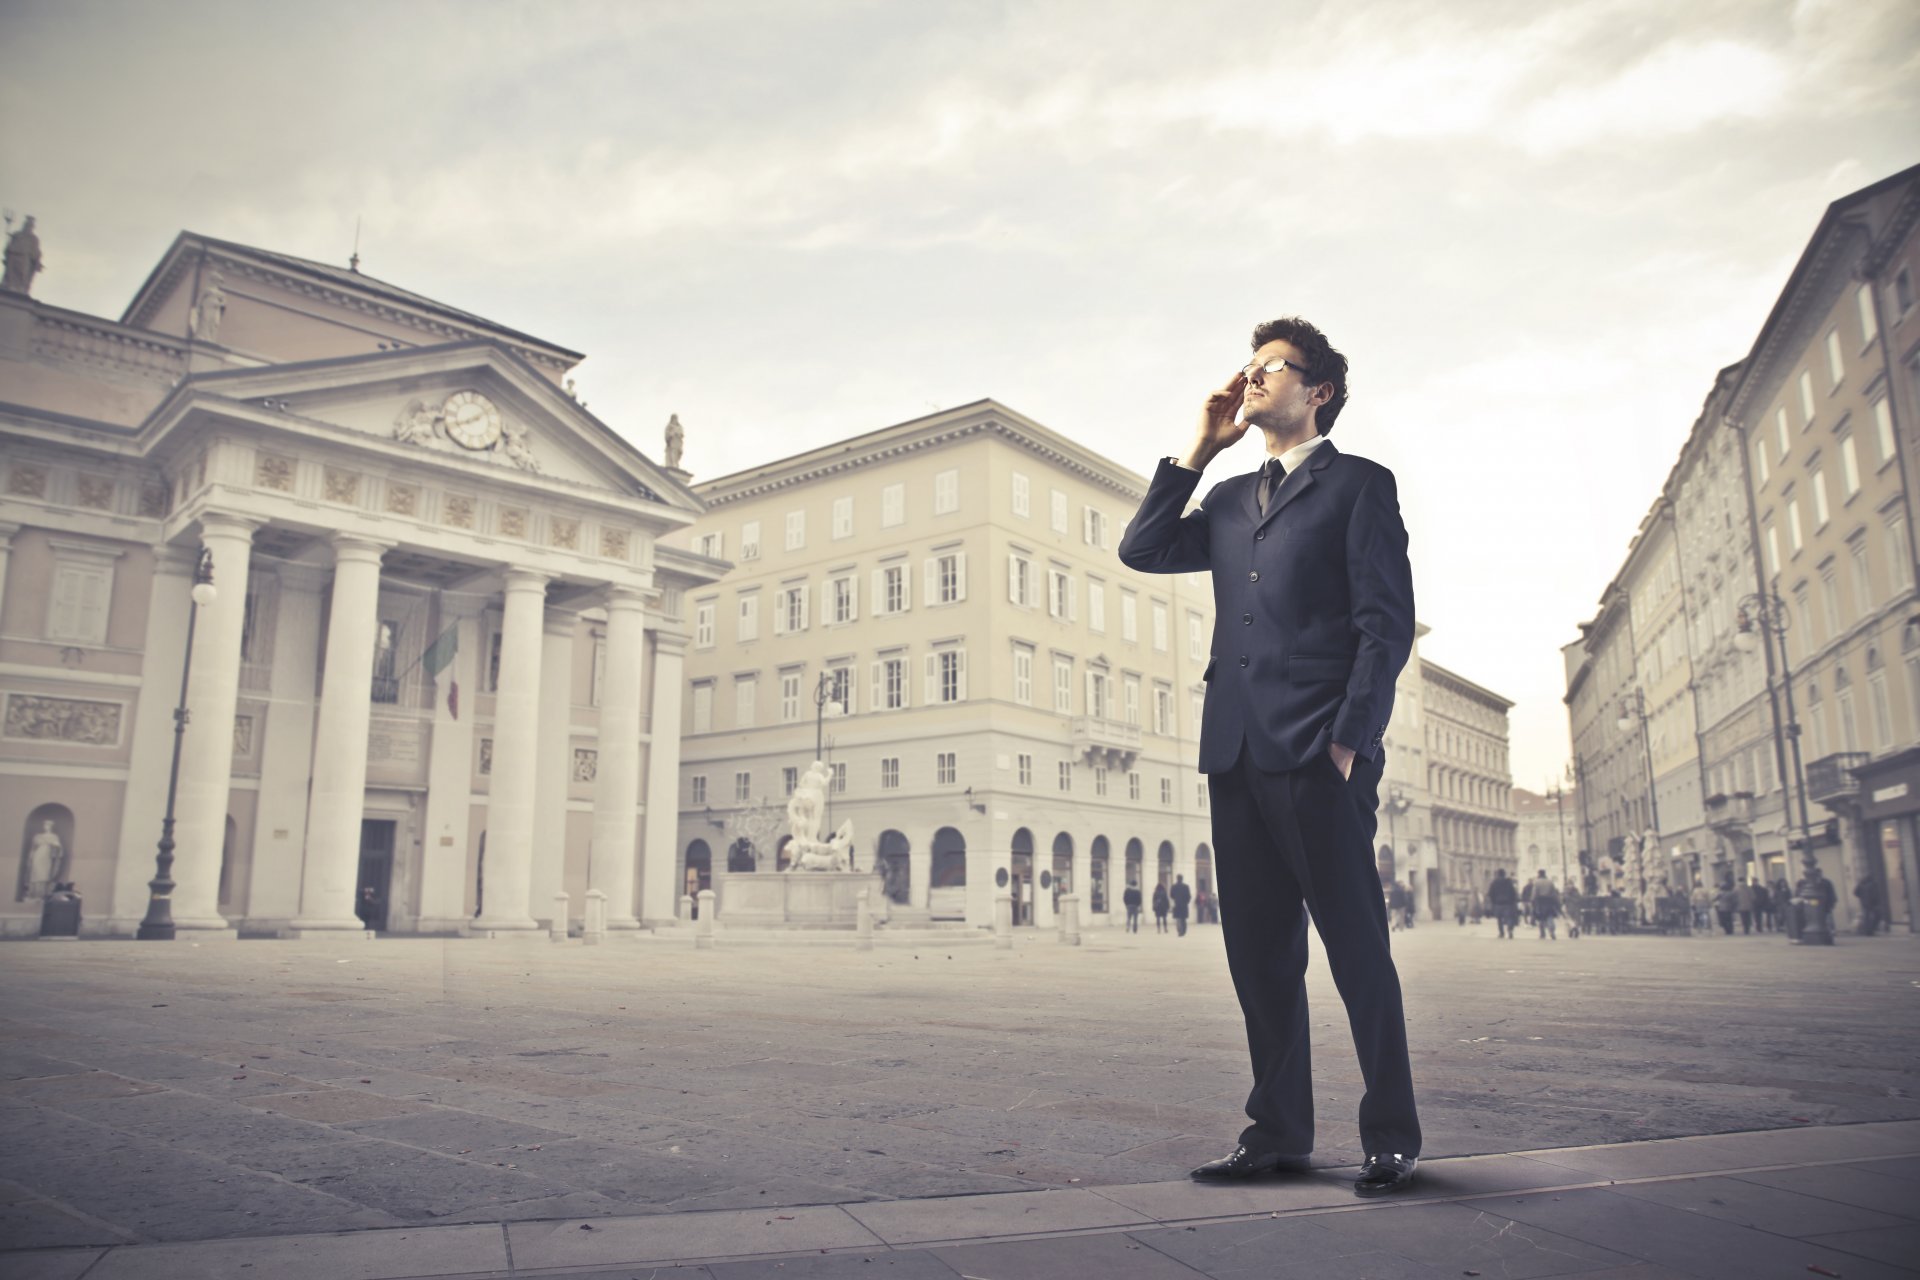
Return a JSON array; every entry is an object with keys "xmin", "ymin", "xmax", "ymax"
[{"xmin": 441, "ymin": 390, "xmax": 503, "ymax": 451}]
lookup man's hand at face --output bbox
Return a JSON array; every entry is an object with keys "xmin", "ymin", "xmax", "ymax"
[
  {"xmin": 1330, "ymin": 742, "xmax": 1356, "ymax": 781},
  {"xmin": 1180, "ymin": 370, "xmax": 1251, "ymax": 470}
]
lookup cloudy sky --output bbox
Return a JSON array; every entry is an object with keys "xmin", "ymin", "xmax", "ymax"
[{"xmin": 4, "ymin": 0, "xmax": 1917, "ymax": 789}]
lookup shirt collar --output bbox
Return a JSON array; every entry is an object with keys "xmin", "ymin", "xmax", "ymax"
[{"xmin": 1270, "ymin": 434, "xmax": 1328, "ymax": 474}]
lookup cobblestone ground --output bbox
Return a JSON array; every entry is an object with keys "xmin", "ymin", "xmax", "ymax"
[{"xmin": 1, "ymin": 921, "xmax": 1916, "ymax": 1250}]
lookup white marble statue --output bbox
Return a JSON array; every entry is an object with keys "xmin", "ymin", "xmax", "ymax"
[
  {"xmin": 23, "ymin": 819, "xmax": 63, "ymax": 900},
  {"xmin": 783, "ymin": 759, "xmax": 853, "ymax": 871}
]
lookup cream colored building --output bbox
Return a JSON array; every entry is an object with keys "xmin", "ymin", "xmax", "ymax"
[
  {"xmin": 1730, "ymin": 163, "xmax": 1920, "ymax": 929},
  {"xmin": 0, "ymin": 231, "xmax": 718, "ymax": 937},
  {"xmin": 665, "ymin": 403, "xmax": 1226, "ymax": 928},
  {"xmin": 1421, "ymin": 657, "xmax": 1517, "ymax": 916},
  {"xmin": 1511, "ymin": 785, "xmax": 1580, "ymax": 886}
]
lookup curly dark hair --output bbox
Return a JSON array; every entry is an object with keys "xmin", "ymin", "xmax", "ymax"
[{"xmin": 1250, "ymin": 316, "xmax": 1349, "ymax": 435}]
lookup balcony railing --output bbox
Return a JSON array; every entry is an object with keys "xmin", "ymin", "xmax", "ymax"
[
  {"xmin": 1804, "ymin": 752, "xmax": 1870, "ymax": 807},
  {"xmin": 1071, "ymin": 716, "xmax": 1140, "ymax": 770},
  {"xmin": 1703, "ymin": 790, "xmax": 1753, "ymax": 835}
]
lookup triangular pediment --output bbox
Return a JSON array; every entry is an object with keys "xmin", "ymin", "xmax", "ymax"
[{"xmin": 163, "ymin": 341, "xmax": 701, "ymax": 514}]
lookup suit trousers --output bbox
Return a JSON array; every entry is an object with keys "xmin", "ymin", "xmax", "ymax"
[{"xmin": 1209, "ymin": 743, "xmax": 1422, "ymax": 1158}]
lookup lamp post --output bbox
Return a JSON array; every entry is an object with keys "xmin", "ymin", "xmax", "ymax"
[
  {"xmin": 1546, "ymin": 763, "xmax": 1573, "ymax": 890},
  {"xmin": 1734, "ymin": 591, "xmax": 1825, "ymax": 939},
  {"xmin": 1382, "ymin": 784, "xmax": 1412, "ymax": 917},
  {"xmin": 813, "ymin": 670, "xmax": 845, "ymax": 836},
  {"xmin": 138, "ymin": 549, "xmax": 216, "ymax": 941}
]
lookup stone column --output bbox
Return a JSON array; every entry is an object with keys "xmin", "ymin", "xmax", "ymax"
[
  {"xmin": 0, "ymin": 521, "xmax": 18, "ymax": 623},
  {"xmin": 289, "ymin": 535, "xmax": 391, "ymax": 933},
  {"xmin": 593, "ymin": 587, "xmax": 647, "ymax": 928},
  {"xmin": 107, "ymin": 546, "xmax": 196, "ymax": 932},
  {"xmin": 530, "ymin": 607, "xmax": 576, "ymax": 929},
  {"xmin": 242, "ymin": 564, "xmax": 325, "ymax": 929},
  {"xmin": 475, "ymin": 568, "xmax": 545, "ymax": 932},
  {"xmin": 909, "ymin": 845, "xmax": 932, "ymax": 912},
  {"xmin": 416, "ymin": 594, "xmax": 486, "ymax": 932},
  {"xmin": 638, "ymin": 628, "xmax": 687, "ymax": 926},
  {"xmin": 169, "ymin": 512, "xmax": 258, "ymax": 933},
  {"xmin": 1072, "ymin": 844, "xmax": 1093, "ymax": 924}
]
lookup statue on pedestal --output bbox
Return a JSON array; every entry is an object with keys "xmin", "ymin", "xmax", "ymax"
[
  {"xmin": 3, "ymin": 216, "xmax": 43, "ymax": 295},
  {"xmin": 664, "ymin": 414, "xmax": 685, "ymax": 470},
  {"xmin": 783, "ymin": 760, "xmax": 854, "ymax": 872},
  {"xmin": 20, "ymin": 819, "xmax": 64, "ymax": 901}
]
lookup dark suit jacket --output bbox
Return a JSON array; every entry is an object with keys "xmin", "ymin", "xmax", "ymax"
[{"xmin": 1116, "ymin": 442, "xmax": 1414, "ymax": 775}]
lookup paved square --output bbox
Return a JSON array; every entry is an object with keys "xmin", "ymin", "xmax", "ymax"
[{"xmin": 0, "ymin": 923, "xmax": 1915, "ymax": 1252}]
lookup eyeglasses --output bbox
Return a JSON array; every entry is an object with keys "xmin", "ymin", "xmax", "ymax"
[{"xmin": 1241, "ymin": 357, "xmax": 1311, "ymax": 381}]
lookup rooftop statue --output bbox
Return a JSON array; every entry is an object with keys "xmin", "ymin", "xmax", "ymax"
[{"xmin": 3, "ymin": 216, "xmax": 43, "ymax": 295}]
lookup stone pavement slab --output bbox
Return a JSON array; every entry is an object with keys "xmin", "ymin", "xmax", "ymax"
[
  {"xmin": 843, "ymin": 1187, "xmax": 1154, "ymax": 1245},
  {"xmin": 505, "ymin": 1204, "xmax": 879, "ymax": 1270},
  {"xmin": 80, "ymin": 1223, "xmax": 507, "ymax": 1280}
]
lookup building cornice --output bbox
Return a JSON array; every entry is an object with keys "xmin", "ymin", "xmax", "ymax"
[
  {"xmin": 691, "ymin": 401, "xmax": 1150, "ymax": 507},
  {"xmin": 121, "ymin": 233, "xmax": 583, "ymax": 374},
  {"xmin": 1420, "ymin": 657, "xmax": 1515, "ymax": 711},
  {"xmin": 1727, "ymin": 165, "xmax": 1920, "ymax": 423}
]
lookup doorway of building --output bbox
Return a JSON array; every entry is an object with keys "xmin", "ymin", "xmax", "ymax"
[
  {"xmin": 1010, "ymin": 828, "xmax": 1035, "ymax": 925},
  {"xmin": 356, "ymin": 819, "xmax": 396, "ymax": 932}
]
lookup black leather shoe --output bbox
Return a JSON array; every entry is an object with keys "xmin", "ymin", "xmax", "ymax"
[
  {"xmin": 1353, "ymin": 1153, "xmax": 1417, "ymax": 1197},
  {"xmin": 1190, "ymin": 1145, "xmax": 1312, "ymax": 1180}
]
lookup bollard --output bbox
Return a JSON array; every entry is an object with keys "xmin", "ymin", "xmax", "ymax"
[
  {"xmin": 550, "ymin": 892, "xmax": 570, "ymax": 943},
  {"xmin": 855, "ymin": 888, "xmax": 874, "ymax": 951},
  {"xmin": 1059, "ymin": 892, "xmax": 1081, "ymax": 946},
  {"xmin": 583, "ymin": 889, "xmax": 607, "ymax": 946},
  {"xmin": 993, "ymin": 893, "xmax": 1013, "ymax": 950},
  {"xmin": 695, "ymin": 890, "xmax": 717, "ymax": 949},
  {"xmin": 678, "ymin": 893, "xmax": 694, "ymax": 923}
]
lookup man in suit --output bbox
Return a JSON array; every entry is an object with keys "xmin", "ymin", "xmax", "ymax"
[{"xmin": 1117, "ymin": 316, "xmax": 1419, "ymax": 1197}]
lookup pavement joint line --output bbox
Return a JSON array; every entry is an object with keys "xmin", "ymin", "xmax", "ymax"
[{"xmin": 20, "ymin": 1143, "xmax": 1916, "ymax": 1277}]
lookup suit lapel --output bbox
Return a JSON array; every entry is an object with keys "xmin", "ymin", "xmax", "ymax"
[{"xmin": 1254, "ymin": 439, "xmax": 1339, "ymax": 530}]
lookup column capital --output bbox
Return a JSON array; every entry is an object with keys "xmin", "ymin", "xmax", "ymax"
[
  {"xmin": 503, "ymin": 568, "xmax": 550, "ymax": 595},
  {"xmin": 543, "ymin": 606, "xmax": 578, "ymax": 638},
  {"xmin": 197, "ymin": 510, "xmax": 263, "ymax": 541},
  {"xmin": 604, "ymin": 584, "xmax": 648, "ymax": 613},
  {"xmin": 329, "ymin": 532, "xmax": 396, "ymax": 565},
  {"xmin": 0, "ymin": 520, "xmax": 20, "ymax": 547},
  {"xmin": 648, "ymin": 629, "xmax": 690, "ymax": 657}
]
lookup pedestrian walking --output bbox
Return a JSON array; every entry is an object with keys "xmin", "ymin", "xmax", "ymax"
[
  {"xmin": 1151, "ymin": 882, "xmax": 1170, "ymax": 933},
  {"xmin": 1123, "ymin": 881, "xmax": 1143, "ymax": 933},
  {"xmin": 1118, "ymin": 315, "xmax": 1420, "ymax": 1197},
  {"xmin": 1387, "ymin": 879, "xmax": 1408, "ymax": 932},
  {"xmin": 1735, "ymin": 879, "xmax": 1756, "ymax": 934},
  {"xmin": 1714, "ymin": 881, "xmax": 1737, "ymax": 935},
  {"xmin": 1690, "ymin": 881, "xmax": 1713, "ymax": 934},
  {"xmin": 1752, "ymin": 879, "xmax": 1774, "ymax": 932},
  {"xmin": 1486, "ymin": 869, "xmax": 1518, "ymax": 939},
  {"xmin": 1171, "ymin": 874, "xmax": 1192, "ymax": 936},
  {"xmin": 1856, "ymin": 874, "xmax": 1884, "ymax": 935},
  {"xmin": 1528, "ymin": 871, "xmax": 1559, "ymax": 940}
]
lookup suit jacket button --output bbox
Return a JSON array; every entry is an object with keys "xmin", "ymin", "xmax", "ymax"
[
  {"xmin": 1242, "ymin": 613, "xmax": 1251, "ymax": 624},
  {"xmin": 1255, "ymin": 530, "xmax": 1265, "ymax": 540},
  {"xmin": 1239, "ymin": 655, "xmax": 1248, "ymax": 667},
  {"xmin": 1248, "ymin": 571, "xmax": 1259, "ymax": 582}
]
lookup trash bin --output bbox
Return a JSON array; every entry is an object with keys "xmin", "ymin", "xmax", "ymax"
[{"xmin": 39, "ymin": 883, "xmax": 81, "ymax": 937}]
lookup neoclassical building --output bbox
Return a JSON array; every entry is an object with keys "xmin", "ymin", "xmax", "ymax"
[
  {"xmin": 0, "ymin": 231, "xmax": 718, "ymax": 937},
  {"xmin": 1422, "ymin": 656, "xmax": 1519, "ymax": 916},
  {"xmin": 665, "ymin": 403, "xmax": 1222, "ymax": 929}
]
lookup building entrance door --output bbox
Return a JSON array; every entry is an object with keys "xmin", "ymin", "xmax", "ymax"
[
  {"xmin": 1010, "ymin": 851, "xmax": 1032, "ymax": 925},
  {"xmin": 356, "ymin": 819, "xmax": 396, "ymax": 933}
]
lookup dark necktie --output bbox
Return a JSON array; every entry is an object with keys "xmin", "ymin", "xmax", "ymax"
[{"xmin": 1258, "ymin": 457, "xmax": 1286, "ymax": 515}]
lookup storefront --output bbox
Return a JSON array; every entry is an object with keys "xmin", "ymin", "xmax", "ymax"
[{"xmin": 1850, "ymin": 748, "xmax": 1920, "ymax": 934}]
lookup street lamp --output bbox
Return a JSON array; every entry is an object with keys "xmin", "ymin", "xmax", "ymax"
[
  {"xmin": 1546, "ymin": 763, "xmax": 1573, "ymax": 890},
  {"xmin": 813, "ymin": 670, "xmax": 845, "ymax": 835},
  {"xmin": 1382, "ymin": 784, "xmax": 1412, "ymax": 916},
  {"xmin": 1614, "ymin": 688, "xmax": 1662, "ymax": 833},
  {"xmin": 138, "ymin": 549, "xmax": 216, "ymax": 941},
  {"xmin": 1734, "ymin": 591, "xmax": 1826, "ymax": 940}
]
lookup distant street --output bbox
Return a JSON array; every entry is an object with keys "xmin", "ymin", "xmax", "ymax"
[{"xmin": 1, "ymin": 923, "xmax": 1916, "ymax": 1250}]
